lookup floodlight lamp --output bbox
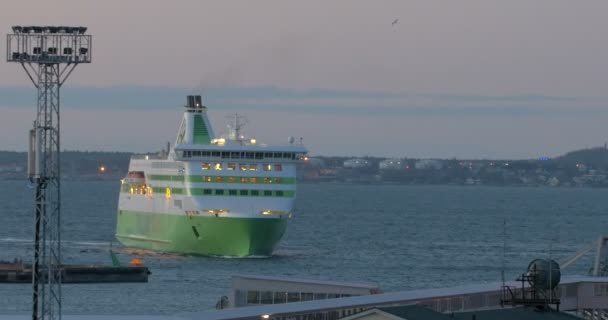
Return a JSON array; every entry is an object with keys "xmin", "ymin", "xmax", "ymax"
[
  {"xmin": 78, "ymin": 27, "xmax": 87, "ymax": 34},
  {"xmin": 12, "ymin": 26, "xmax": 22, "ymax": 33}
]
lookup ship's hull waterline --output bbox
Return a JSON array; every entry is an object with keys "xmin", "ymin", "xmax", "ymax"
[{"xmin": 116, "ymin": 210, "xmax": 288, "ymax": 257}]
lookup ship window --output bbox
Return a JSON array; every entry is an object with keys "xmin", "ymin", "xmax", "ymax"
[
  {"xmin": 204, "ymin": 176, "xmax": 212, "ymax": 182},
  {"xmin": 263, "ymin": 164, "xmax": 272, "ymax": 171},
  {"xmin": 227, "ymin": 163, "xmax": 236, "ymax": 171},
  {"xmin": 202, "ymin": 163, "xmax": 211, "ymax": 170},
  {"xmin": 251, "ymin": 190, "xmax": 259, "ymax": 196},
  {"xmin": 239, "ymin": 164, "xmax": 248, "ymax": 171},
  {"xmin": 250, "ymin": 177, "xmax": 258, "ymax": 183},
  {"xmin": 301, "ymin": 293, "xmax": 314, "ymax": 301},
  {"xmin": 228, "ymin": 176, "xmax": 235, "ymax": 183},
  {"xmin": 314, "ymin": 293, "xmax": 327, "ymax": 300},
  {"xmin": 274, "ymin": 164, "xmax": 282, "ymax": 171},
  {"xmin": 264, "ymin": 152, "xmax": 273, "ymax": 158},
  {"xmin": 263, "ymin": 190, "xmax": 272, "ymax": 197},
  {"xmin": 260, "ymin": 291, "xmax": 273, "ymax": 304},
  {"xmin": 215, "ymin": 176, "xmax": 223, "ymax": 182},
  {"xmin": 245, "ymin": 152, "xmax": 254, "ymax": 159},
  {"xmin": 240, "ymin": 177, "xmax": 247, "ymax": 183},
  {"xmin": 283, "ymin": 153, "xmax": 291, "ymax": 158},
  {"xmin": 249, "ymin": 164, "xmax": 257, "ymax": 171},
  {"xmin": 230, "ymin": 152, "xmax": 240, "ymax": 159},
  {"xmin": 215, "ymin": 189, "xmax": 224, "ymax": 195},
  {"xmin": 276, "ymin": 190, "xmax": 284, "ymax": 197},
  {"xmin": 228, "ymin": 189, "xmax": 237, "ymax": 196},
  {"xmin": 211, "ymin": 151, "xmax": 220, "ymax": 157},
  {"xmin": 263, "ymin": 178, "xmax": 272, "ymax": 184},
  {"xmin": 221, "ymin": 152, "xmax": 229, "ymax": 159},
  {"xmin": 274, "ymin": 292, "xmax": 287, "ymax": 304},
  {"xmin": 274, "ymin": 178, "xmax": 282, "ymax": 183},
  {"xmin": 288, "ymin": 292, "xmax": 300, "ymax": 303},
  {"xmin": 203, "ymin": 189, "xmax": 212, "ymax": 195},
  {"xmin": 247, "ymin": 291, "xmax": 260, "ymax": 304},
  {"xmin": 202, "ymin": 151, "xmax": 210, "ymax": 157},
  {"xmin": 255, "ymin": 152, "xmax": 263, "ymax": 159},
  {"xmin": 239, "ymin": 189, "xmax": 248, "ymax": 196},
  {"xmin": 214, "ymin": 163, "xmax": 222, "ymax": 170}
]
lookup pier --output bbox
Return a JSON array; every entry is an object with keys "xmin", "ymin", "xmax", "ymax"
[{"xmin": 0, "ymin": 261, "xmax": 149, "ymax": 284}]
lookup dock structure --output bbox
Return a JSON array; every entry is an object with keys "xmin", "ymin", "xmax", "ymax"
[
  {"xmin": 185, "ymin": 276, "xmax": 608, "ymax": 320},
  {"xmin": 0, "ymin": 263, "xmax": 150, "ymax": 284}
]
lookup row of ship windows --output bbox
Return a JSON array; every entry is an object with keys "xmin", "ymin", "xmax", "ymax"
[
  {"xmin": 147, "ymin": 175, "xmax": 289, "ymax": 184},
  {"xmin": 124, "ymin": 185, "xmax": 290, "ymax": 197},
  {"xmin": 245, "ymin": 290, "xmax": 355, "ymax": 305},
  {"xmin": 199, "ymin": 189, "xmax": 286, "ymax": 197},
  {"xmin": 181, "ymin": 150, "xmax": 302, "ymax": 160},
  {"xmin": 200, "ymin": 176, "xmax": 284, "ymax": 184},
  {"xmin": 202, "ymin": 163, "xmax": 282, "ymax": 172}
]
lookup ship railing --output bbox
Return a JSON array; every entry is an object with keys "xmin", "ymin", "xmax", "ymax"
[{"xmin": 130, "ymin": 154, "xmax": 166, "ymax": 160}]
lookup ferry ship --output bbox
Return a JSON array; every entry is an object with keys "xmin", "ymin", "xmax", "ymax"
[{"xmin": 115, "ymin": 95, "xmax": 307, "ymax": 257}]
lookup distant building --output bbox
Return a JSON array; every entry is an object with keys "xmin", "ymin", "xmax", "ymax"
[
  {"xmin": 0, "ymin": 163, "xmax": 24, "ymax": 173},
  {"xmin": 343, "ymin": 158, "xmax": 370, "ymax": 169},
  {"xmin": 548, "ymin": 177, "xmax": 560, "ymax": 187},
  {"xmin": 306, "ymin": 157, "xmax": 326, "ymax": 168},
  {"xmin": 379, "ymin": 159, "xmax": 403, "ymax": 170},
  {"xmin": 414, "ymin": 159, "xmax": 443, "ymax": 170}
]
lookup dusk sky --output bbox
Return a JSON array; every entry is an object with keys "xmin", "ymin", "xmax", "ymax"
[{"xmin": 1, "ymin": 1, "xmax": 607, "ymax": 158}]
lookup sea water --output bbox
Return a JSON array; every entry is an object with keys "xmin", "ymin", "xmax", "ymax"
[{"xmin": 0, "ymin": 180, "xmax": 606, "ymax": 314}]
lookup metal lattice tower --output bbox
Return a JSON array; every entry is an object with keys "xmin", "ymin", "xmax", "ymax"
[{"xmin": 6, "ymin": 26, "xmax": 92, "ymax": 320}]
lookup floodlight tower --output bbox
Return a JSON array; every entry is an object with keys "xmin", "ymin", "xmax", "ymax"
[{"xmin": 6, "ymin": 26, "xmax": 92, "ymax": 320}]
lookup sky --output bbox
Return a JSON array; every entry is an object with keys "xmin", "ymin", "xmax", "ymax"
[{"xmin": 0, "ymin": 0, "xmax": 607, "ymax": 159}]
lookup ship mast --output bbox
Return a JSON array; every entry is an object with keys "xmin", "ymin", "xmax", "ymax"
[{"xmin": 226, "ymin": 113, "xmax": 248, "ymax": 143}]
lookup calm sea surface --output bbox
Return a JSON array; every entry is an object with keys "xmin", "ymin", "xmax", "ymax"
[{"xmin": 0, "ymin": 181, "xmax": 607, "ymax": 315}]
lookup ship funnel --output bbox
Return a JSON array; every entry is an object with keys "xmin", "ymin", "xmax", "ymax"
[{"xmin": 186, "ymin": 95, "xmax": 204, "ymax": 109}]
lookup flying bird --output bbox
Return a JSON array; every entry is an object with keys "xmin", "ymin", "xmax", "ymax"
[{"xmin": 391, "ymin": 18, "xmax": 399, "ymax": 26}]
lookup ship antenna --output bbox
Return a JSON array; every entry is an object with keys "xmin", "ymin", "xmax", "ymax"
[{"xmin": 226, "ymin": 113, "xmax": 248, "ymax": 142}]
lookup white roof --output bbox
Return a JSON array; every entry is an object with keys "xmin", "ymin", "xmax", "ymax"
[
  {"xmin": 232, "ymin": 274, "xmax": 380, "ymax": 290},
  {"xmin": 185, "ymin": 276, "xmax": 608, "ymax": 320}
]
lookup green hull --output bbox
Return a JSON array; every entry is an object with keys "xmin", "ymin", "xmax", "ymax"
[{"xmin": 115, "ymin": 210, "xmax": 288, "ymax": 257}]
